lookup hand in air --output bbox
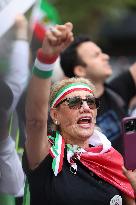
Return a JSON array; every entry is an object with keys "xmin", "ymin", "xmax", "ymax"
[{"xmin": 41, "ymin": 22, "xmax": 74, "ymax": 57}]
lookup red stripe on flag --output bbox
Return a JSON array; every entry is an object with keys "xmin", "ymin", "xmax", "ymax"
[
  {"xmin": 53, "ymin": 88, "xmax": 92, "ymax": 108},
  {"xmin": 34, "ymin": 22, "xmax": 46, "ymax": 42}
]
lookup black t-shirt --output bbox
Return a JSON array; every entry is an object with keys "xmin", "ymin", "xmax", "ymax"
[
  {"xmin": 23, "ymin": 151, "xmax": 123, "ymax": 205},
  {"xmin": 96, "ymin": 71, "xmax": 136, "ymax": 152}
]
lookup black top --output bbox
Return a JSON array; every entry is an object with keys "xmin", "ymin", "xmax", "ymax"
[
  {"xmin": 97, "ymin": 70, "xmax": 136, "ymax": 152},
  {"xmin": 23, "ymin": 151, "xmax": 123, "ymax": 205}
]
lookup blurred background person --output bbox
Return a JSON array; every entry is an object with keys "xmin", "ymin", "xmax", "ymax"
[
  {"xmin": 0, "ymin": 82, "xmax": 25, "ymax": 202},
  {"xmin": 0, "ymin": 14, "xmax": 30, "ymax": 205}
]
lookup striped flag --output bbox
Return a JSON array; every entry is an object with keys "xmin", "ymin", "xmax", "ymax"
[{"xmin": 30, "ymin": 0, "xmax": 61, "ymax": 42}]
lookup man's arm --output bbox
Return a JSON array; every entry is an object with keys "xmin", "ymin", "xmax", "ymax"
[{"xmin": 5, "ymin": 14, "xmax": 30, "ymax": 112}]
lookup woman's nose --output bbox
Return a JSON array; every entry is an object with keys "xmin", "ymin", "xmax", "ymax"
[{"xmin": 80, "ymin": 101, "xmax": 90, "ymax": 111}]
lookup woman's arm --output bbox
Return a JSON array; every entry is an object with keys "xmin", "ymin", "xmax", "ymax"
[{"xmin": 25, "ymin": 22, "xmax": 73, "ymax": 170}]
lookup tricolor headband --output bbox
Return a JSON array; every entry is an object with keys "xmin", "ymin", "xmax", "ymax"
[{"xmin": 51, "ymin": 83, "xmax": 94, "ymax": 108}]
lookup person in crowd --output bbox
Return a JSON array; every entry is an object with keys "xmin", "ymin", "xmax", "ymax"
[
  {"xmin": 0, "ymin": 81, "xmax": 24, "ymax": 196},
  {"xmin": 23, "ymin": 22, "xmax": 136, "ymax": 205},
  {"xmin": 60, "ymin": 35, "xmax": 136, "ymax": 153},
  {"xmin": 6, "ymin": 14, "xmax": 30, "ymax": 155},
  {"xmin": 0, "ymin": 14, "xmax": 29, "ymax": 205}
]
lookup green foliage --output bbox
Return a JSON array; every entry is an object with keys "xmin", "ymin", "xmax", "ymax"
[{"xmin": 50, "ymin": 0, "xmax": 136, "ymax": 39}]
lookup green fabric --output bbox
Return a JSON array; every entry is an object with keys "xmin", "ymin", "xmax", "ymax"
[
  {"xmin": 40, "ymin": 0, "xmax": 61, "ymax": 24},
  {"xmin": 0, "ymin": 194, "xmax": 15, "ymax": 205},
  {"xmin": 33, "ymin": 66, "xmax": 53, "ymax": 79},
  {"xmin": 23, "ymin": 178, "xmax": 30, "ymax": 205}
]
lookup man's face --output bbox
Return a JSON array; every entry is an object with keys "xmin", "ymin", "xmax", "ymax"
[{"xmin": 76, "ymin": 41, "xmax": 112, "ymax": 82}]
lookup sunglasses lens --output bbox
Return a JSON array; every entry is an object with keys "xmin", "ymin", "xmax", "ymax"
[
  {"xmin": 65, "ymin": 96, "xmax": 100, "ymax": 109},
  {"xmin": 87, "ymin": 97, "xmax": 100, "ymax": 109},
  {"xmin": 68, "ymin": 97, "xmax": 82, "ymax": 109}
]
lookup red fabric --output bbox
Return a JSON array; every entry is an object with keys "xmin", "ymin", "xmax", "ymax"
[
  {"xmin": 135, "ymin": 192, "xmax": 136, "ymax": 198},
  {"xmin": 34, "ymin": 22, "xmax": 46, "ymax": 42},
  {"xmin": 37, "ymin": 48, "xmax": 58, "ymax": 64},
  {"xmin": 53, "ymin": 88, "xmax": 93, "ymax": 108},
  {"xmin": 80, "ymin": 146, "xmax": 135, "ymax": 199}
]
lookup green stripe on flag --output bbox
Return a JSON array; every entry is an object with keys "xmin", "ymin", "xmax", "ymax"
[{"xmin": 40, "ymin": 0, "xmax": 61, "ymax": 24}]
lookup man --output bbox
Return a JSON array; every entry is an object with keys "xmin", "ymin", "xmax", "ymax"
[{"xmin": 60, "ymin": 35, "xmax": 136, "ymax": 152}]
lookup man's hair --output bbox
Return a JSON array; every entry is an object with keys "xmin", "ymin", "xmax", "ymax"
[{"xmin": 60, "ymin": 35, "xmax": 91, "ymax": 78}]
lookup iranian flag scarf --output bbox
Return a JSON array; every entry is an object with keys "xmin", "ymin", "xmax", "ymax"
[{"xmin": 49, "ymin": 129, "xmax": 135, "ymax": 199}]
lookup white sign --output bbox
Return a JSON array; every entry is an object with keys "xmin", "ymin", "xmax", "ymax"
[{"xmin": 0, "ymin": 0, "xmax": 36, "ymax": 38}]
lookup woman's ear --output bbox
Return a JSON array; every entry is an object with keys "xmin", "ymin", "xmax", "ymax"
[
  {"xmin": 74, "ymin": 65, "xmax": 86, "ymax": 77},
  {"xmin": 50, "ymin": 108, "xmax": 59, "ymax": 125}
]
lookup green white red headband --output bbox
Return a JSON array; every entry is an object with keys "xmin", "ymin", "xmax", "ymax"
[{"xmin": 50, "ymin": 83, "xmax": 94, "ymax": 108}]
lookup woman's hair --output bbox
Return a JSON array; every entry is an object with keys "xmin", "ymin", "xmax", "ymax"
[{"xmin": 49, "ymin": 77, "xmax": 95, "ymax": 106}]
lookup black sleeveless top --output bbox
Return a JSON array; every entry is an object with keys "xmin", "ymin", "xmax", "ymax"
[{"xmin": 23, "ymin": 149, "xmax": 123, "ymax": 205}]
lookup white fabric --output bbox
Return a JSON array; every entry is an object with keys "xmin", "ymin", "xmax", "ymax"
[
  {"xmin": 88, "ymin": 129, "xmax": 111, "ymax": 154},
  {"xmin": 67, "ymin": 129, "xmax": 111, "ymax": 161},
  {"xmin": 35, "ymin": 57, "xmax": 57, "ymax": 71},
  {"xmin": 5, "ymin": 40, "xmax": 30, "ymax": 112},
  {"xmin": 51, "ymin": 57, "xmax": 65, "ymax": 83},
  {"xmin": 66, "ymin": 129, "xmax": 111, "ymax": 175},
  {"xmin": 0, "ymin": 136, "xmax": 25, "ymax": 196}
]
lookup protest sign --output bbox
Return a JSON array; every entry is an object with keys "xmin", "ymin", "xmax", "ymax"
[{"xmin": 0, "ymin": 0, "xmax": 36, "ymax": 38}]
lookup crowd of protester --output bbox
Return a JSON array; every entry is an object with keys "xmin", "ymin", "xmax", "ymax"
[{"xmin": 0, "ymin": 11, "xmax": 136, "ymax": 205}]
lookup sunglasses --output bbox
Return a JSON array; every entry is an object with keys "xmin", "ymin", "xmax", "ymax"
[{"xmin": 56, "ymin": 95, "xmax": 100, "ymax": 109}]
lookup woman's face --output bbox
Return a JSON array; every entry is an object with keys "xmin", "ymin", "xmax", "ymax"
[{"xmin": 51, "ymin": 90, "xmax": 98, "ymax": 145}]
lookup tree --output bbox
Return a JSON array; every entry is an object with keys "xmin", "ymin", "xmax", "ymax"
[{"xmin": 52, "ymin": 0, "xmax": 136, "ymax": 40}]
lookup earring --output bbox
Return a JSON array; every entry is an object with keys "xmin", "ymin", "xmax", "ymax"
[{"xmin": 55, "ymin": 120, "xmax": 58, "ymax": 125}]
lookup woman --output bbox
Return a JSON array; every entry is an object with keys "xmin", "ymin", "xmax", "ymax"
[{"xmin": 23, "ymin": 22, "xmax": 136, "ymax": 205}]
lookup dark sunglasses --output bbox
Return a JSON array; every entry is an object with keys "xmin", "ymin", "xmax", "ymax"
[{"xmin": 56, "ymin": 95, "xmax": 100, "ymax": 109}]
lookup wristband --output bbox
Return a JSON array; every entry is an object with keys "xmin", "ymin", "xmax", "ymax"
[
  {"xmin": 37, "ymin": 48, "xmax": 58, "ymax": 64},
  {"xmin": 33, "ymin": 58, "xmax": 57, "ymax": 79},
  {"xmin": 33, "ymin": 48, "xmax": 59, "ymax": 79}
]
